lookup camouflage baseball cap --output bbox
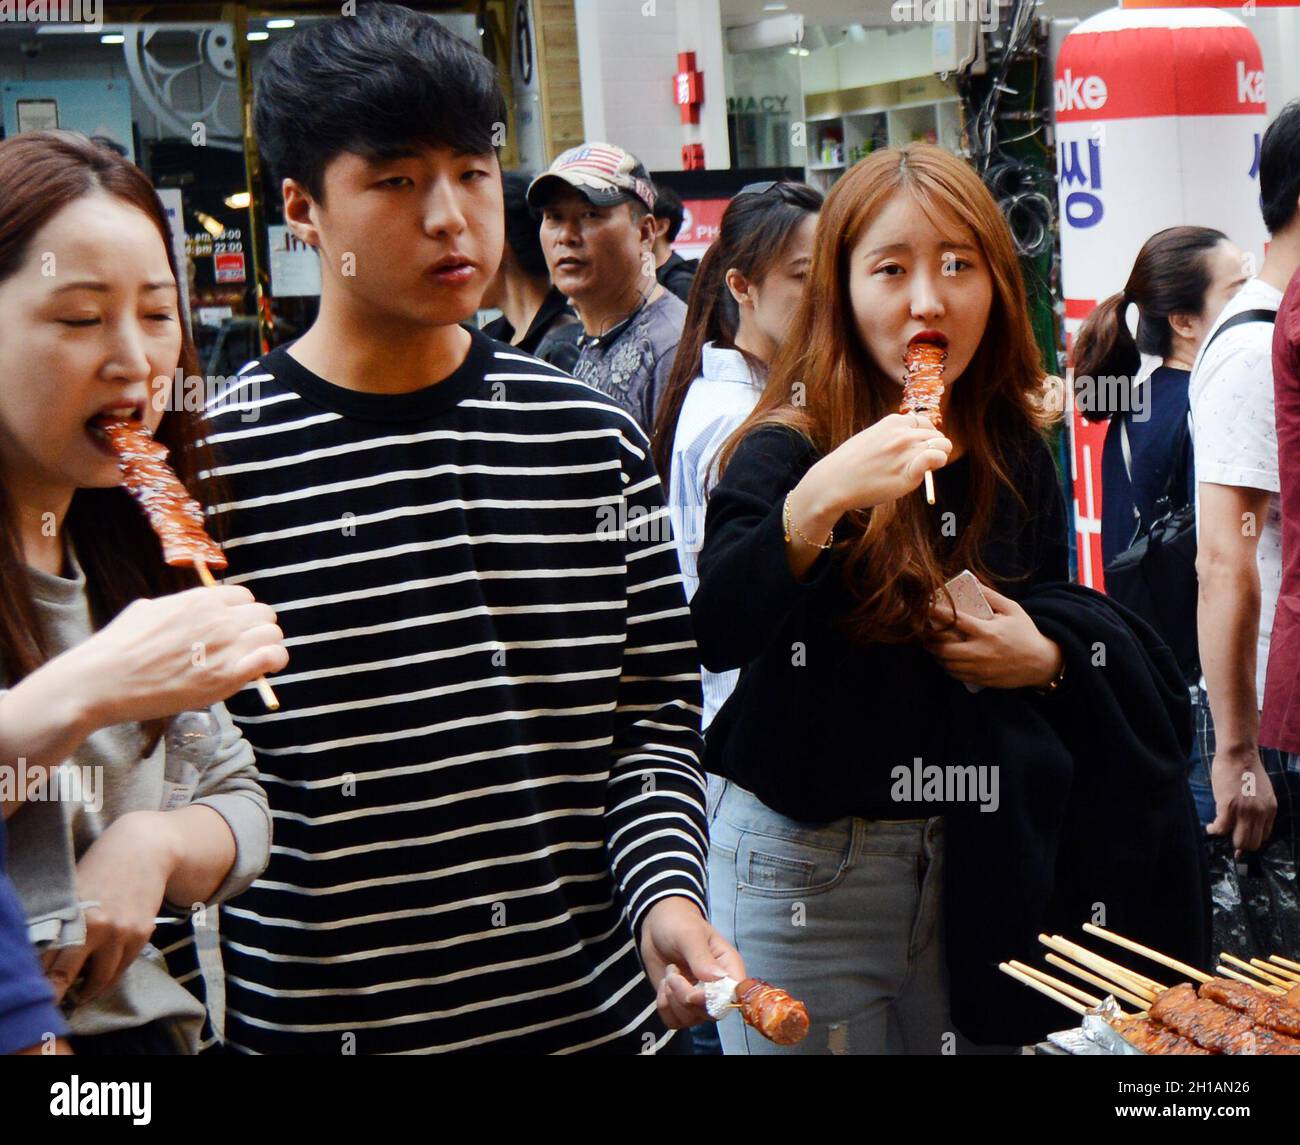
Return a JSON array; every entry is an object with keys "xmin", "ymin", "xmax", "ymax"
[{"xmin": 526, "ymin": 142, "xmax": 657, "ymax": 212}]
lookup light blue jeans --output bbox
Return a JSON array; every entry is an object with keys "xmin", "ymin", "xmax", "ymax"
[{"xmin": 708, "ymin": 781, "xmax": 961, "ymax": 1055}]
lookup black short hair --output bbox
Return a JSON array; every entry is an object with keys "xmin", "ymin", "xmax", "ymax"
[
  {"xmin": 502, "ymin": 171, "xmax": 548, "ymax": 280},
  {"xmin": 254, "ymin": 2, "xmax": 507, "ymax": 202},
  {"xmin": 652, "ymin": 183, "xmax": 684, "ymax": 242},
  {"xmin": 1261, "ymin": 99, "xmax": 1300, "ymax": 234}
]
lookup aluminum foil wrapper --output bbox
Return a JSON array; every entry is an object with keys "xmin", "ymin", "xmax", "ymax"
[
  {"xmin": 1048, "ymin": 996, "xmax": 1147, "ymax": 1056},
  {"xmin": 703, "ymin": 976, "xmax": 739, "ymax": 1020}
]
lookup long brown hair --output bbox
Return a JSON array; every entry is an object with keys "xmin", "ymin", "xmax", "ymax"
[
  {"xmin": 0, "ymin": 132, "xmax": 218, "ymax": 727},
  {"xmin": 650, "ymin": 180, "xmax": 822, "ymax": 478},
  {"xmin": 716, "ymin": 144, "xmax": 1055, "ymax": 645},
  {"xmin": 1073, "ymin": 225, "xmax": 1228, "ymax": 420}
]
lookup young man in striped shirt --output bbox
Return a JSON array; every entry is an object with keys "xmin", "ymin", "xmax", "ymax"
[{"xmin": 205, "ymin": 3, "xmax": 742, "ymax": 1054}]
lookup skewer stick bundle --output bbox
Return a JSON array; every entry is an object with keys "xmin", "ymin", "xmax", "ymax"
[
  {"xmin": 998, "ymin": 962, "xmax": 1088, "ymax": 1016},
  {"xmin": 1221, "ymin": 953, "xmax": 1291, "ymax": 990},
  {"xmin": 1044, "ymin": 952, "xmax": 1152, "ymax": 1011},
  {"xmin": 1008, "ymin": 960, "xmax": 1110, "ymax": 1011},
  {"xmin": 1038, "ymin": 933, "xmax": 1162, "ymax": 1002},
  {"xmin": 1082, "ymin": 922, "xmax": 1211, "ymax": 984}
]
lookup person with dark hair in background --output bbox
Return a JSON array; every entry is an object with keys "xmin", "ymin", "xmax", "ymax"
[
  {"xmin": 1074, "ymin": 226, "xmax": 1246, "ymax": 569},
  {"xmin": 651, "ymin": 184, "xmax": 698, "ymax": 303},
  {"xmin": 214, "ymin": 4, "xmax": 741, "ymax": 1054},
  {"xmin": 480, "ymin": 171, "xmax": 579, "ymax": 370},
  {"xmin": 1192, "ymin": 99, "xmax": 1300, "ymax": 955},
  {"xmin": 653, "ymin": 180, "xmax": 822, "ymax": 735},
  {"xmin": 654, "ymin": 179, "xmax": 821, "ymax": 1059},
  {"xmin": 531, "ymin": 144, "xmax": 687, "ymax": 434}
]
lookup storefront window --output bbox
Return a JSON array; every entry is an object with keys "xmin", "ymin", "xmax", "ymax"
[
  {"xmin": 721, "ymin": 15, "xmax": 963, "ymax": 188},
  {"xmin": 723, "ymin": 43, "xmax": 805, "ymax": 170},
  {"xmin": 0, "ymin": 4, "xmax": 506, "ymax": 373}
]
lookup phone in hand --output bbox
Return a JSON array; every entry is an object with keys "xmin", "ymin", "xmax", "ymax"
[
  {"xmin": 939, "ymin": 570, "xmax": 993, "ymax": 693},
  {"xmin": 942, "ymin": 569, "xmax": 994, "ymax": 620}
]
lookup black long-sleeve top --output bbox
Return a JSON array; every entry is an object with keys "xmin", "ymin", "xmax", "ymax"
[{"xmin": 693, "ymin": 423, "xmax": 1070, "ymax": 823}]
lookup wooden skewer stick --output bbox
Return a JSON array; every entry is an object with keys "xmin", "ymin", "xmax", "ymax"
[
  {"xmin": 1044, "ymin": 952, "xmax": 1151, "ymax": 1012},
  {"xmin": 1261, "ymin": 958, "xmax": 1300, "ymax": 983},
  {"xmin": 999, "ymin": 962, "xmax": 1087, "ymax": 1016},
  {"xmin": 1221, "ymin": 953, "xmax": 1291, "ymax": 989},
  {"xmin": 923, "ymin": 470, "xmax": 936, "ymax": 506},
  {"xmin": 1039, "ymin": 934, "xmax": 1161, "ymax": 1002},
  {"xmin": 194, "ymin": 561, "xmax": 280, "ymax": 712},
  {"xmin": 1217, "ymin": 965, "xmax": 1286, "ymax": 995},
  {"xmin": 1008, "ymin": 960, "xmax": 1109, "ymax": 1011},
  {"xmin": 1269, "ymin": 954, "xmax": 1300, "ymax": 974},
  {"xmin": 1211, "ymin": 966, "xmax": 1274, "ymax": 992},
  {"xmin": 1082, "ymin": 923, "xmax": 1211, "ymax": 984}
]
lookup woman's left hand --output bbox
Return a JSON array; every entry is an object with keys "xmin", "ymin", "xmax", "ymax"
[
  {"xmin": 43, "ymin": 811, "xmax": 176, "ymax": 1005},
  {"xmin": 923, "ymin": 582, "xmax": 1064, "ymax": 690}
]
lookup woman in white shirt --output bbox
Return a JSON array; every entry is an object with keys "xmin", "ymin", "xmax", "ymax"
[{"xmin": 652, "ymin": 181, "xmax": 822, "ymax": 731}]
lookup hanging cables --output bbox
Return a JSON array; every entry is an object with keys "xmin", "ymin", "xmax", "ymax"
[{"xmin": 957, "ymin": 0, "xmax": 1054, "ymax": 258}]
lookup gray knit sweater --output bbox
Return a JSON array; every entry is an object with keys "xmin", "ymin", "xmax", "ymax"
[{"xmin": 3, "ymin": 548, "xmax": 271, "ymax": 1051}]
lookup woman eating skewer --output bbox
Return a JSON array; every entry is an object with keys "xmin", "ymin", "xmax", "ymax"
[
  {"xmin": 693, "ymin": 144, "xmax": 1209, "ymax": 1054},
  {"xmin": 0, "ymin": 132, "xmax": 287, "ymax": 1053}
]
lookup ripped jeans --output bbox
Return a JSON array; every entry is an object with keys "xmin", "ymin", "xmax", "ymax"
[{"xmin": 707, "ymin": 781, "xmax": 959, "ymax": 1055}]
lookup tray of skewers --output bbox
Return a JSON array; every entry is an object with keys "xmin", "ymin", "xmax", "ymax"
[{"xmin": 1001, "ymin": 922, "xmax": 1300, "ymax": 1055}]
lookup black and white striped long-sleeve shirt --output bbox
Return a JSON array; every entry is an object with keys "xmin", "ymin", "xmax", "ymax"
[{"xmin": 203, "ymin": 328, "xmax": 707, "ymax": 1054}]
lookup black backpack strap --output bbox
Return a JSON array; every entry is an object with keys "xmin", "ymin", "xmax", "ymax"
[
  {"xmin": 1202, "ymin": 307, "xmax": 1278, "ymax": 355},
  {"xmin": 1187, "ymin": 306, "xmax": 1276, "ymax": 502},
  {"xmin": 1164, "ymin": 407, "xmax": 1194, "ymax": 510}
]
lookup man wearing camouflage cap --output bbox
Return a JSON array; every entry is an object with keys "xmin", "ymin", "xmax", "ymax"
[{"xmin": 529, "ymin": 143, "xmax": 687, "ymax": 434}]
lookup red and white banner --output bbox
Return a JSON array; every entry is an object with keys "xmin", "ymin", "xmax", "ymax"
[
  {"xmin": 673, "ymin": 197, "xmax": 728, "ymax": 261},
  {"xmin": 1054, "ymin": 6, "xmax": 1269, "ymax": 588}
]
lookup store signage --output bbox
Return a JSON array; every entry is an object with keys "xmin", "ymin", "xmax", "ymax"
[
  {"xmin": 673, "ymin": 198, "xmax": 727, "ymax": 260},
  {"xmin": 674, "ymin": 51, "xmax": 703, "ymax": 125},
  {"xmin": 268, "ymin": 225, "xmax": 322, "ymax": 297},
  {"xmin": 214, "ymin": 251, "xmax": 245, "ymax": 284},
  {"xmin": 727, "ymin": 95, "xmax": 792, "ymax": 115},
  {"xmin": 186, "ymin": 232, "xmax": 213, "ymax": 258}
]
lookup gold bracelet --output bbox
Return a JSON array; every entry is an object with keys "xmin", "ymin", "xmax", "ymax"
[
  {"xmin": 783, "ymin": 491, "xmax": 834, "ymax": 551},
  {"xmin": 1035, "ymin": 659, "xmax": 1066, "ymax": 695}
]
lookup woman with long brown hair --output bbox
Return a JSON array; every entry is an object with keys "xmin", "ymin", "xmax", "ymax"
[
  {"xmin": 692, "ymin": 144, "xmax": 1208, "ymax": 1053},
  {"xmin": 0, "ymin": 132, "xmax": 286, "ymax": 1053}
]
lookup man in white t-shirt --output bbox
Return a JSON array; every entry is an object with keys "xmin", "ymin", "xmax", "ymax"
[{"xmin": 1192, "ymin": 100, "xmax": 1300, "ymax": 868}]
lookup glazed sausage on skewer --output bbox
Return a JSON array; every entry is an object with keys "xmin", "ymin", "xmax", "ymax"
[
  {"xmin": 102, "ymin": 419, "xmax": 279, "ymax": 711},
  {"xmin": 899, "ymin": 342, "xmax": 946, "ymax": 505}
]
